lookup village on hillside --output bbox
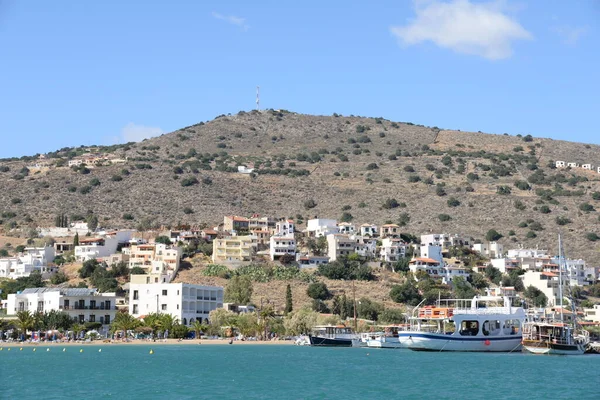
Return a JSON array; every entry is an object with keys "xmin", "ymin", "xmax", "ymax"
[{"xmin": 1, "ymin": 211, "xmax": 600, "ymax": 343}]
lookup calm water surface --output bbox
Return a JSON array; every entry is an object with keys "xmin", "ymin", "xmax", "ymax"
[{"xmin": 1, "ymin": 344, "xmax": 599, "ymax": 399}]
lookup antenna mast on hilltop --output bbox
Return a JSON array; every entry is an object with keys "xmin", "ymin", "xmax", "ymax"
[{"xmin": 256, "ymin": 86, "xmax": 260, "ymax": 111}]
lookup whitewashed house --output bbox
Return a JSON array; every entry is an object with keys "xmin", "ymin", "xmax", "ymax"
[
  {"xmin": 582, "ymin": 164, "xmax": 593, "ymax": 170},
  {"xmin": 129, "ymin": 283, "xmax": 223, "ymax": 326},
  {"xmin": 354, "ymin": 235, "xmax": 378, "ymax": 259},
  {"xmin": 472, "ymin": 241, "xmax": 504, "ymax": 258},
  {"xmin": 379, "ymin": 238, "xmax": 407, "ymax": 263},
  {"xmin": 419, "ymin": 244, "xmax": 444, "ymax": 266},
  {"xmin": 269, "ymin": 220, "xmax": 296, "ymax": 261},
  {"xmin": 567, "ymin": 162, "xmax": 578, "ymax": 168},
  {"xmin": 306, "ymin": 219, "xmax": 338, "ymax": 237},
  {"xmin": 326, "ymin": 234, "xmax": 356, "ymax": 261},
  {"xmin": 409, "ymin": 257, "xmax": 443, "ymax": 278},
  {"xmin": 522, "ymin": 271, "xmax": 564, "ymax": 306},
  {"xmin": 337, "ymin": 222, "xmax": 356, "ymax": 235},
  {"xmin": 297, "ymin": 254, "xmax": 330, "ymax": 267},
  {"xmin": 442, "ymin": 266, "xmax": 471, "ymax": 284},
  {"xmin": 359, "ymin": 224, "xmax": 378, "ymax": 237},
  {"xmin": 0, "ymin": 246, "xmax": 56, "ymax": 279},
  {"xmin": 555, "ymin": 161, "xmax": 566, "ymax": 168}
]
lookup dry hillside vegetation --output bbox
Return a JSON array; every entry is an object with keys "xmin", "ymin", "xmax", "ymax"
[{"xmin": 1, "ymin": 110, "xmax": 600, "ymax": 263}]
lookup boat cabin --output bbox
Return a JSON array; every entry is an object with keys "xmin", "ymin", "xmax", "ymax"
[{"xmin": 312, "ymin": 325, "xmax": 354, "ymax": 338}]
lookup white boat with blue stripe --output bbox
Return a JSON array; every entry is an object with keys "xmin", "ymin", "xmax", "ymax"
[{"xmin": 402, "ymin": 293, "xmax": 526, "ymax": 352}]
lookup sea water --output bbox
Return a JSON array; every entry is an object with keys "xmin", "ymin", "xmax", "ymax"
[{"xmin": 1, "ymin": 345, "xmax": 599, "ymax": 399}]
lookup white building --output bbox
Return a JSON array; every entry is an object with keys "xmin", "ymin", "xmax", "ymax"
[
  {"xmin": 409, "ymin": 257, "xmax": 443, "ymax": 278},
  {"xmin": 6, "ymin": 287, "xmax": 117, "ymax": 328},
  {"xmin": 269, "ymin": 220, "xmax": 296, "ymax": 261},
  {"xmin": 326, "ymin": 234, "xmax": 356, "ymax": 261},
  {"xmin": 75, "ymin": 230, "xmax": 133, "ymax": 261},
  {"xmin": 419, "ymin": 244, "xmax": 444, "ymax": 266},
  {"xmin": 555, "ymin": 161, "xmax": 565, "ymax": 168},
  {"xmin": 582, "ymin": 164, "xmax": 593, "ymax": 170},
  {"xmin": 297, "ymin": 254, "xmax": 330, "ymax": 268},
  {"xmin": 567, "ymin": 162, "xmax": 578, "ymax": 168},
  {"xmin": 306, "ymin": 219, "xmax": 338, "ymax": 237},
  {"xmin": 421, "ymin": 233, "xmax": 472, "ymax": 253},
  {"xmin": 522, "ymin": 271, "xmax": 564, "ymax": 306},
  {"xmin": 443, "ymin": 266, "xmax": 471, "ymax": 284},
  {"xmin": 123, "ymin": 242, "xmax": 182, "ymax": 283},
  {"xmin": 506, "ymin": 248, "xmax": 548, "ymax": 259},
  {"xmin": 472, "ymin": 241, "xmax": 504, "ymax": 258},
  {"xmin": 354, "ymin": 235, "xmax": 378, "ymax": 259},
  {"xmin": 359, "ymin": 224, "xmax": 378, "ymax": 237},
  {"xmin": 490, "ymin": 258, "xmax": 521, "ymax": 274},
  {"xmin": 379, "ymin": 238, "xmax": 407, "ymax": 263},
  {"xmin": 583, "ymin": 304, "xmax": 600, "ymax": 323},
  {"xmin": 337, "ymin": 222, "xmax": 356, "ymax": 235},
  {"xmin": 0, "ymin": 246, "xmax": 56, "ymax": 279},
  {"xmin": 129, "ymin": 283, "xmax": 223, "ymax": 326}
]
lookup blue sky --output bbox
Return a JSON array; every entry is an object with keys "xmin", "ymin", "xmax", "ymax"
[{"xmin": 1, "ymin": 0, "xmax": 598, "ymax": 158}]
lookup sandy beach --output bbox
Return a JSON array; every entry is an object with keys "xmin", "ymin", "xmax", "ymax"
[{"xmin": 1, "ymin": 338, "xmax": 295, "ymax": 347}]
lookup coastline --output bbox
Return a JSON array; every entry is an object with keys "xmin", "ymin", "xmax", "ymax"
[{"xmin": 1, "ymin": 338, "xmax": 295, "ymax": 347}]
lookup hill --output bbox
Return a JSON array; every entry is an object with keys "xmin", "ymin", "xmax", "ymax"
[{"xmin": 1, "ymin": 109, "xmax": 600, "ymax": 264}]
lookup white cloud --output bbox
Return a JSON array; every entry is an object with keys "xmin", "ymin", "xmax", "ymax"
[
  {"xmin": 212, "ymin": 12, "xmax": 249, "ymax": 31},
  {"xmin": 390, "ymin": 0, "xmax": 533, "ymax": 60},
  {"xmin": 552, "ymin": 25, "xmax": 588, "ymax": 45},
  {"xmin": 120, "ymin": 123, "xmax": 164, "ymax": 143}
]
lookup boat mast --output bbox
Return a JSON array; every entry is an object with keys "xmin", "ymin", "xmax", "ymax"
[
  {"xmin": 352, "ymin": 280, "xmax": 357, "ymax": 331},
  {"xmin": 558, "ymin": 233, "xmax": 564, "ymax": 324}
]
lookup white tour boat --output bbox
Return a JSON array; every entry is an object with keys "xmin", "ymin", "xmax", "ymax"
[
  {"xmin": 401, "ymin": 294, "xmax": 526, "ymax": 352},
  {"xmin": 308, "ymin": 325, "xmax": 362, "ymax": 347}
]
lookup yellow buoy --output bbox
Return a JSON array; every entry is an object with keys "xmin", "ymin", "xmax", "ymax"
[
  {"xmin": 63, "ymin": 348, "xmax": 66, "ymax": 352},
  {"xmin": 98, "ymin": 349, "xmax": 102, "ymax": 353},
  {"xmin": 0, "ymin": 347, "xmax": 3, "ymax": 351},
  {"xmin": 46, "ymin": 348, "xmax": 50, "ymax": 352},
  {"xmin": 33, "ymin": 348, "xmax": 36, "ymax": 352},
  {"xmin": 7, "ymin": 348, "xmax": 11, "ymax": 351},
  {"xmin": 80, "ymin": 349, "xmax": 83, "ymax": 353},
  {"xmin": 149, "ymin": 349, "xmax": 154, "ymax": 354},
  {"xmin": 20, "ymin": 348, "xmax": 23, "ymax": 351}
]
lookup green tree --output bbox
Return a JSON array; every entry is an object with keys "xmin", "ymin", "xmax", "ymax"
[
  {"xmin": 111, "ymin": 311, "xmax": 140, "ymax": 334},
  {"xmin": 390, "ymin": 281, "xmax": 422, "ymax": 306},
  {"xmin": 392, "ymin": 257, "xmax": 411, "ymax": 273},
  {"xmin": 73, "ymin": 232, "xmax": 79, "ymax": 246},
  {"xmin": 16, "ymin": 310, "xmax": 34, "ymax": 338},
  {"xmin": 154, "ymin": 236, "xmax": 172, "ymax": 245},
  {"xmin": 283, "ymin": 309, "xmax": 319, "ymax": 335},
  {"xmin": 285, "ymin": 284, "xmax": 293, "ymax": 314},
  {"xmin": 307, "ymin": 282, "xmax": 330, "ymax": 300},
  {"xmin": 224, "ymin": 275, "xmax": 253, "ymax": 304},
  {"xmin": 378, "ymin": 308, "xmax": 405, "ymax": 324},
  {"xmin": 50, "ymin": 271, "xmax": 69, "ymax": 285},
  {"xmin": 452, "ymin": 276, "xmax": 476, "ymax": 299},
  {"xmin": 485, "ymin": 229, "xmax": 503, "ymax": 242},
  {"xmin": 356, "ymin": 298, "xmax": 383, "ymax": 321},
  {"xmin": 524, "ymin": 285, "xmax": 548, "ymax": 307}
]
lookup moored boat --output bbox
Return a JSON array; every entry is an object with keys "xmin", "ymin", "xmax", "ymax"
[
  {"xmin": 308, "ymin": 325, "xmax": 361, "ymax": 347},
  {"xmin": 402, "ymin": 293, "xmax": 526, "ymax": 352},
  {"xmin": 521, "ymin": 233, "xmax": 590, "ymax": 355},
  {"xmin": 522, "ymin": 322, "xmax": 588, "ymax": 355},
  {"xmin": 366, "ymin": 325, "xmax": 407, "ymax": 349}
]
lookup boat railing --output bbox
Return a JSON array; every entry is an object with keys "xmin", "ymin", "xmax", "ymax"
[{"xmin": 453, "ymin": 307, "xmax": 513, "ymax": 315}]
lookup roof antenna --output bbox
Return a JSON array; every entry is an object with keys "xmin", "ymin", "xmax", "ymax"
[{"xmin": 256, "ymin": 86, "xmax": 260, "ymax": 111}]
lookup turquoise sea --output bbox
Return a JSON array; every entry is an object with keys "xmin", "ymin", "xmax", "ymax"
[{"xmin": 1, "ymin": 344, "xmax": 599, "ymax": 399}]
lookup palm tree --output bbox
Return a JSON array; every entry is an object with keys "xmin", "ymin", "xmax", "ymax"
[
  {"xmin": 111, "ymin": 311, "xmax": 140, "ymax": 337},
  {"xmin": 259, "ymin": 306, "xmax": 276, "ymax": 340},
  {"xmin": 191, "ymin": 320, "xmax": 205, "ymax": 339},
  {"xmin": 158, "ymin": 314, "xmax": 179, "ymax": 337},
  {"xmin": 16, "ymin": 310, "xmax": 34, "ymax": 340}
]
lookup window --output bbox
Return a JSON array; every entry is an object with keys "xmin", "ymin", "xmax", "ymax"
[
  {"xmin": 105, "ymin": 315, "xmax": 110, "ymax": 324},
  {"xmin": 133, "ymin": 304, "xmax": 139, "ymax": 314},
  {"xmin": 89, "ymin": 315, "xmax": 95, "ymax": 322},
  {"xmin": 78, "ymin": 315, "xmax": 85, "ymax": 323},
  {"xmin": 459, "ymin": 320, "xmax": 479, "ymax": 336},
  {"xmin": 177, "ymin": 290, "xmax": 180, "ymax": 295},
  {"xmin": 161, "ymin": 304, "xmax": 167, "ymax": 311},
  {"xmin": 133, "ymin": 290, "xmax": 139, "ymax": 300},
  {"xmin": 162, "ymin": 290, "xmax": 167, "ymax": 296}
]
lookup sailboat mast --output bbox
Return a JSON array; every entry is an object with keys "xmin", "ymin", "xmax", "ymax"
[{"xmin": 558, "ymin": 233, "xmax": 564, "ymax": 324}]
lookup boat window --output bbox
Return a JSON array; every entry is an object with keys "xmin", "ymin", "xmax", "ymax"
[
  {"xmin": 459, "ymin": 320, "xmax": 479, "ymax": 336},
  {"xmin": 483, "ymin": 320, "xmax": 501, "ymax": 336},
  {"xmin": 503, "ymin": 319, "xmax": 521, "ymax": 335},
  {"xmin": 444, "ymin": 321, "xmax": 455, "ymax": 335}
]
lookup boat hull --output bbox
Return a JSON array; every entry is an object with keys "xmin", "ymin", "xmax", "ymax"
[
  {"xmin": 522, "ymin": 340, "xmax": 586, "ymax": 356},
  {"xmin": 366, "ymin": 337, "xmax": 406, "ymax": 349},
  {"xmin": 401, "ymin": 332, "xmax": 523, "ymax": 352},
  {"xmin": 308, "ymin": 335, "xmax": 358, "ymax": 347}
]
